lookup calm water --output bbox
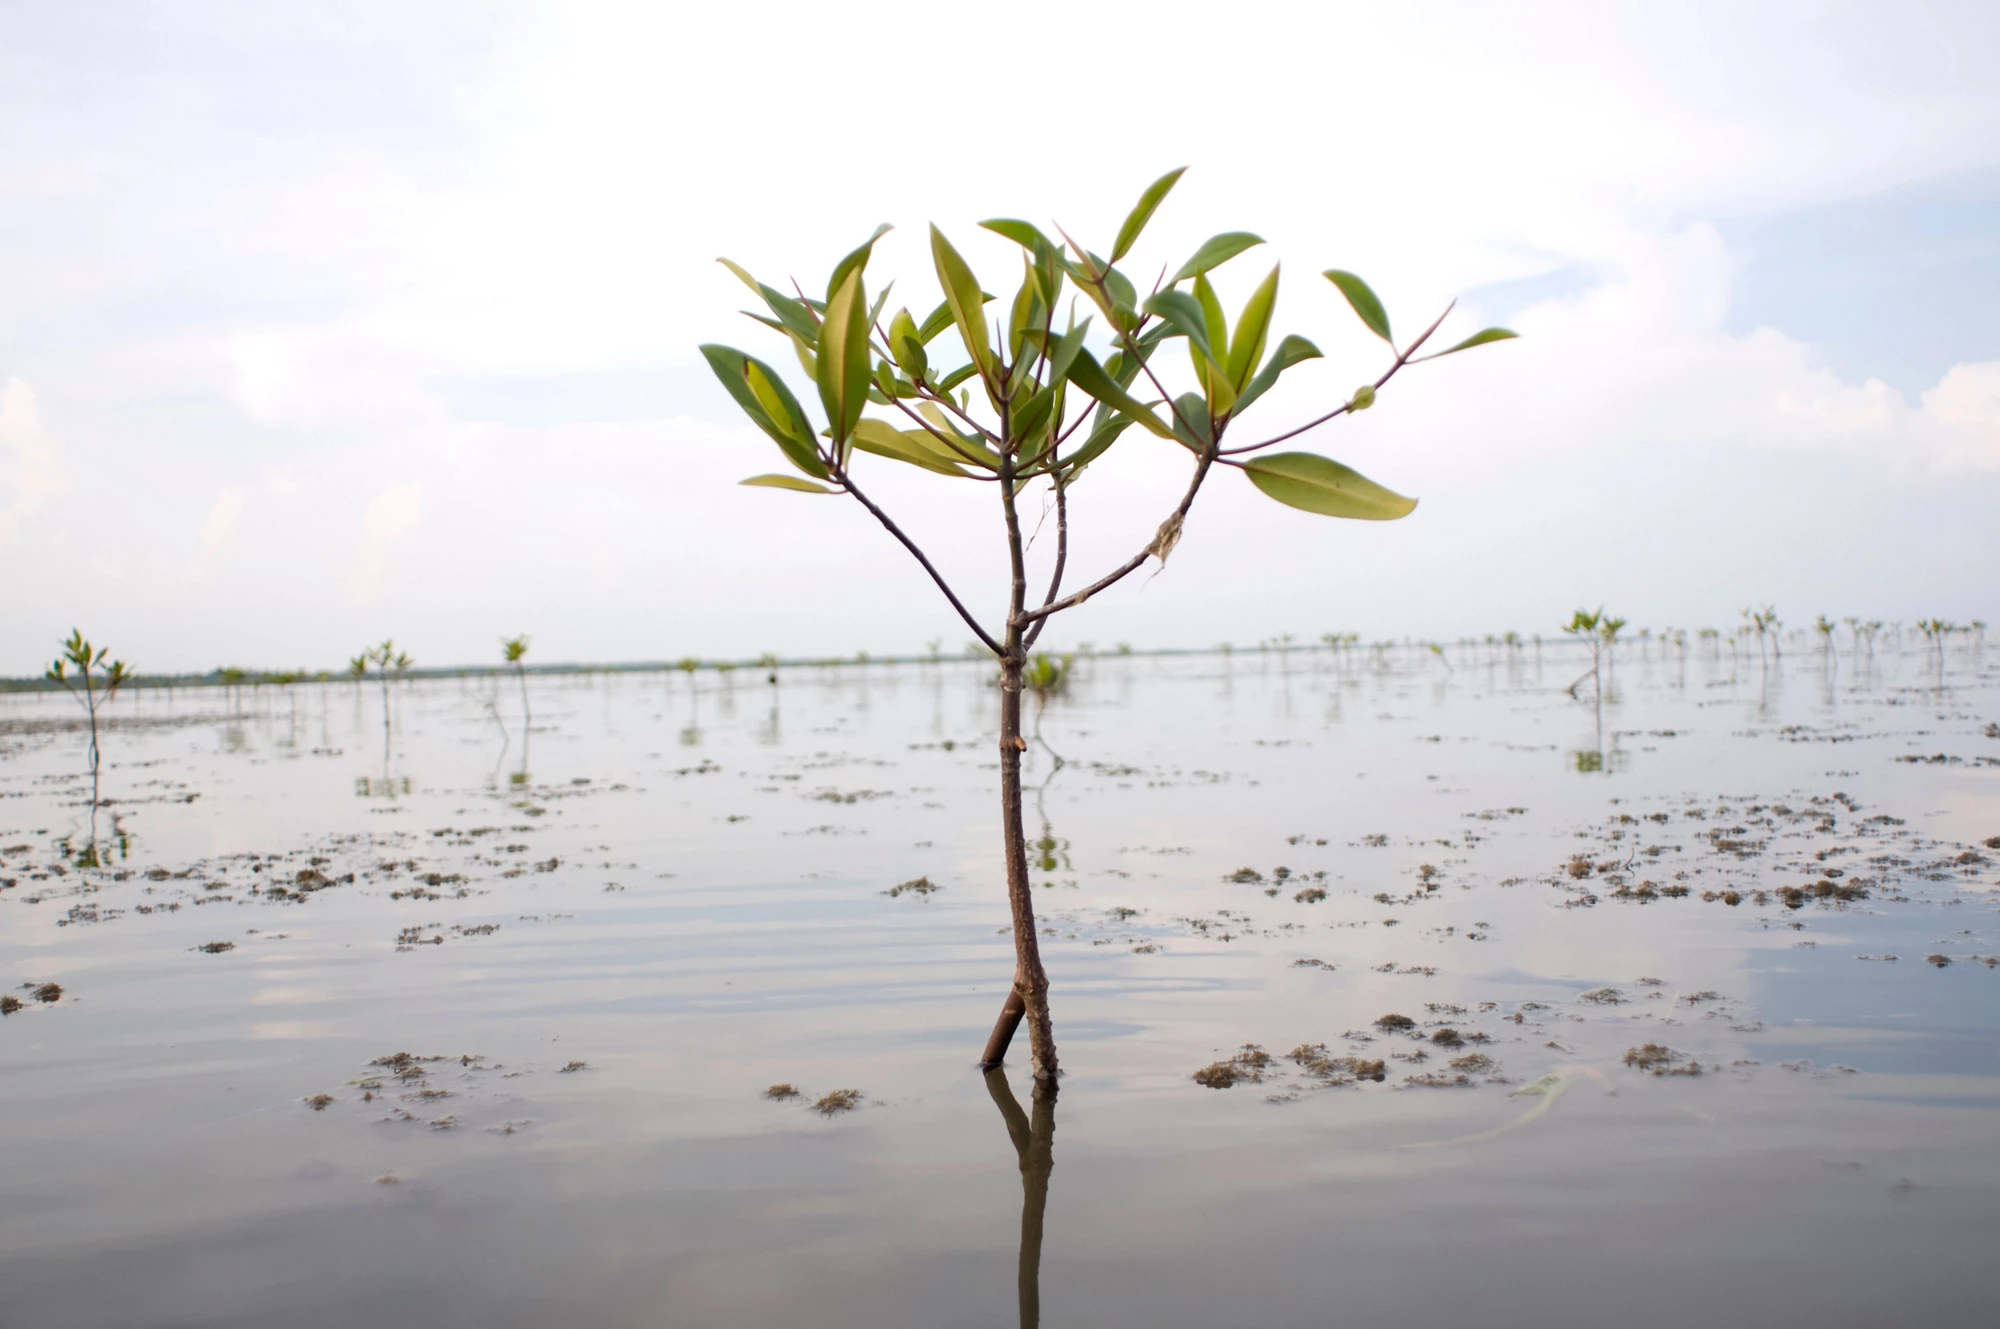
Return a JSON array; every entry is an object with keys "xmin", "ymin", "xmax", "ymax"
[{"xmin": 3, "ymin": 642, "xmax": 1997, "ymax": 1328}]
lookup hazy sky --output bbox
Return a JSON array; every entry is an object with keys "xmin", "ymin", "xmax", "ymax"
[{"xmin": 3, "ymin": 1, "xmax": 1998, "ymax": 675}]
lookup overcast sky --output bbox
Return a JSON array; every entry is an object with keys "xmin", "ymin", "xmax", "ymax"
[{"xmin": 3, "ymin": 1, "xmax": 1997, "ymax": 675}]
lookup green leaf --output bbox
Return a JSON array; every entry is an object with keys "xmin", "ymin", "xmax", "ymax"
[
  {"xmin": 850, "ymin": 418, "xmax": 971, "ymax": 477},
  {"xmin": 741, "ymin": 474, "xmax": 835, "ymax": 494},
  {"xmin": 917, "ymin": 299, "xmax": 956, "ymax": 345},
  {"xmin": 1226, "ymin": 265, "xmax": 1280, "ymax": 392},
  {"xmin": 888, "ymin": 308, "xmax": 927, "ymax": 379},
  {"xmin": 1111, "ymin": 167, "xmax": 1187, "ymax": 263},
  {"xmin": 814, "ymin": 267, "xmax": 871, "ymax": 446},
  {"xmin": 1170, "ymin": 232, "xmax": 1263, "ymax": 285},
  {"xmin": 980, "ymin": 218, "xmax": 1054, "ymax": 256},
  {"xmin": 1065, "ymin": 348, "xmax": 1173, "ymax": 438},
  {"xmin": 1417, "ymin": 327, "xmax": 1518, "ymax": 360},
  {"xmin": 717, "ymin": 257, "xmax": 762, "ymax": 296},
  {"xmin": 1193, "ymin": 274, "xmax": 1228, "ymax": 359},
  {"xmin": 913, "ymin": 403, "xmax": 1000, "ymax": 469},
  {"xmin": 1142, "ymin": 289, "xmax": 1217, "ymax": 364},
  {"xmin": 1011, "ymin": 380, "xmax": 1057, "ymax": 439},
  {"xmin": 700, "ymin": 344, "xmax": 827, "ymax": 478},
  {"xmin": 1054, "ymin": 415, "xmax": 1132, "ymax": 477},
  {"xmin": 1045, "ymin": 317, "xmax": 1089, "ymax": 387},
  {"xmin": 827, "ymin": 223, "xmax": 892, "ymax": 300},
  {"xmin": 1168, "ymin": 391, "xmax": 1211, "ymax": 454},
  {"xmin": 1242, "ymin": 452, "xmax": 1416, "ymax": 520},
  {"xmin": 1323, "ymin": 270, "xmax": 1391, "ymax": 343},
  {"xmin": 937, "ymin": 363, "xmax": 980, "ymax": 394},
  {"xmin": 930, "ymin": 225, "xmax": 995, "ymax": 389},
  {"xmin": 1233, "ymin": 334, "xmax": 1322, "ymax": 414}
]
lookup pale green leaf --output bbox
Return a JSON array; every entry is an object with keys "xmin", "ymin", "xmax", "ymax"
[
  {"xmin": 1170, "ymin": 232, "xmax": 1263, "ymax": 285},
  {"xmin": 1415, "ymin": 327, "xmax": 1518, "ymax": 360},
  {"xmin": 1111, "ymin": 166, "xmax": 1187, "ymax": 263},
  {"xmin": 1226, "ymin": 265, "xmax": 1280, "ymax": 392},
  {"xmin": 741, "ymin": 474, "xmax": 835, "ymax": 493},
  {"xmin": 850, "ymin": 418, "xmax": 972, "ymax": 477},
  {"xmin": 930, "ymin": 225, "xmax": 995, "ymax": 389},
  {"xmin": 1065, "ymin": 348, "xmax": 1174, "ymax": 439},
  {"xmin": 1242, "ymin": 451, "xmax": 1416, "ymax": 520},
  {"xmin": 1323, "ymin": 270, "xmax": 1392, "ymax": 343},
  {"xmin": 814, "ymin": 267, "xmax": 871, "ymax": 445}
]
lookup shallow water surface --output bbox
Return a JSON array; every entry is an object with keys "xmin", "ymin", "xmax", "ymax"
[{"xmin": 3, "ymin": 643, "xmax": 1997, "ymax": 1327}]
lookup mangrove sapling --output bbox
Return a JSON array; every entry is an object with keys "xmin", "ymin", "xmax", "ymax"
[
  {"xmin": 701, "ymin": 168, "xmax": 1515, "ymax": 1084},
  {"xmin": 1743, "ymin": 606, "xmax": 1781, "ymax": 665},
  {"xmin": 1599, "ymin": 615, "xmax": 1626, "ymax": 687},
  {"xmin": 46, "ymin": 629, "xmax": 133, "ymax": 807},
  {"xmin": 502, "ymin": 635, "xmax": 532, "ymax": 730},
  {"xmin": 1562, "ymin": 608, "xmax": 1604, "ymax": 699}
]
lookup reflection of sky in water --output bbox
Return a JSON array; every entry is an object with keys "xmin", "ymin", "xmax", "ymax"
[{"xmin": 1, "ymin": 641, "xmax": 1996, "ymax": 1326}]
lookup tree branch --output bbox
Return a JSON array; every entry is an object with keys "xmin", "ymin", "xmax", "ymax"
[
  {"xmin": 1218, "ymin": 300, "xmax": 1456, "ymax": 456},
  {"xmin": 1015, "ymin": 441, "xmax": 1216, "ymax": 627},
  {"xmin": 830, "ymin": 459, "xmax": 1003, "ymax": 656}
]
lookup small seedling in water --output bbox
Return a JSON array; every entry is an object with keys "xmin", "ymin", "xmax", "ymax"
[
  {"xmin": 813, "ymin": 1088, "xmax": 864, "ymax": 1115},
  {"xmin": 304, "ymin": 1094, "xmax": 335, "ymax": 1111},
  {"xmin": 763, "ymin": 1084, "xmax": 803, "ymax": 1101},
  {"xmin": 46, "ymin": 630, "xmax": 133, "ymax": 806},
  {"xmin": 884, "ymin": 875, "xmax": 941, "ymax": 898},
  {"xmin": 1374, "ymin": 1013, "xmax": 1416, "ymax": 1033},
  {"xmin": 501, "ymin": 634, "xmax": 532, "ymax": 728},
  {"xmin": 703, "ymin": 170, "xmax": 1514, "ymax": 1085},
  {"xmin": 32, "ymin": 982, "xmax": 62, "ymax": 1004}
]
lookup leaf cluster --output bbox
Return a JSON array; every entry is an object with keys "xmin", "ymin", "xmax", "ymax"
[
  {"xmin": 702, "ymin": 168, "xmax": 1515, "ymax": 523},
  {"xmin": 47, "ymin": 629, "xmax": 133, "ymax": 702}
]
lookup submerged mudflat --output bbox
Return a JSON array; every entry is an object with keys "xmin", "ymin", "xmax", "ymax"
[{"xmin": 3, "ymin": 644, "xmax": 1997, "ymax": 1328}]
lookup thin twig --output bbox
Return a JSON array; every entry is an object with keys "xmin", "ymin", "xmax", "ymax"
[
  {"xmin": 831, "ymin": 460, "xmax": 1002, "ymax": 656},
  {"xmin": 1023, "ymin": 481, "xmax": 1068, "ymax": 650},
  {"xmin": 1219, "ymin": 300, "xmax": 1456, "ymax": 456}
]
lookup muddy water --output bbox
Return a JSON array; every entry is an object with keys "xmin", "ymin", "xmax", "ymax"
[{"xmin": 2, "ymin": 643, "xmax": 1996, "ymax": 1328}]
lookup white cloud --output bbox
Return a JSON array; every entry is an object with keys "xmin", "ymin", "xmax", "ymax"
[
  {"xmin": 0, "ymin": 378, "xmax": 65, "ymax": 548},
  {"xmin": 352, "ymin": 482, "xmax": 424, "ymax": 602},
  {"xmin": 197, "ymin": 485, "xmax": 247, "ymax": 558}
]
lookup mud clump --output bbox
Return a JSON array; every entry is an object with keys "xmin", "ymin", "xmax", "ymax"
[
  {"xmin": 304, "ymin": 1093, "xmax": 335, "ymax": 1111},
  {"xmin": 1622, "ymin": 1043, "xmax": 1702, "ymax": 1075},
  {"xmin": 1193, "ymin": 1045, "xmax": 1275, "ymax": 1089},
  {"xmin": 1293, "ymin": 887, "xmax": 1327, "ymax": 904},
  {"xmin": 1374, "ymin": 1013, "xmax": 1417, "ymax": 1033},
  {"xmin": 1430, "ymin": 1028, "xmax": 1465, "ymax": 1048},
  {"xmin": 1579, "ymin": 988, "xmax": 1624, "ymax": 1005},
  {"xmin": 1926, "ymin": 954, "xmax": 1952, "ymax": 968},
  {"xmin": 763, "ymin": 1084, "xmax": 803, "ymax": 1101},
  {"xmin": 558, "ymin": 1060, "xmax": 588, "ymax": 1073},
  {"xmin": 1448, "ymin": 1053, "xmax": 1497, "ymax": 1074},
  {"xmin": 196, "ymin": 941, "xmax": 235, "ymax": 954},
  {"xmin": 32, "ymin": 982, "xmax": 63, "ymax": 1004},
  {"xmin": 1289, "ymin": 1044, "xmax": 1386, "ymax": 1084},
  {"xmin": 0, "ymin": 995, "xmax": 21, "ymax": 1016},
  {"xmin": 883, "ymin": 876, "xmax": 940, "ymax": 898},
  {"xmin": 813, "ymin": 1088, "xmax": 864, "ymax": 1115}
]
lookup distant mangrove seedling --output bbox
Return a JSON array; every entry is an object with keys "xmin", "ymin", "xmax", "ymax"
[
  {"xmin": 701, "ymin": 167, "xmax": 1515, "ymax": 1085},
  {"xmin": 46, "ymin": 629, "xmax": 133, "ymax": 804},
  {"xmin": 1562, "ymin": 608, "xmax": 1606, "ymax": 699},
  {"xmin": 502, "ymin": 634, "xmax": 532, "ymax": 728}
]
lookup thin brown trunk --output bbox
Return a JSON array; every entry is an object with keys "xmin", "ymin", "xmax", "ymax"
[{"xmin": 983, "ymin": 457, "xmax": 1058, "ymax": 1084}]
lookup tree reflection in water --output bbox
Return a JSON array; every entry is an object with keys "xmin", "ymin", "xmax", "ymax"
[{"xmin": 984, "ymin": 1067, "xmax": 1055, "ymax": 1329}]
